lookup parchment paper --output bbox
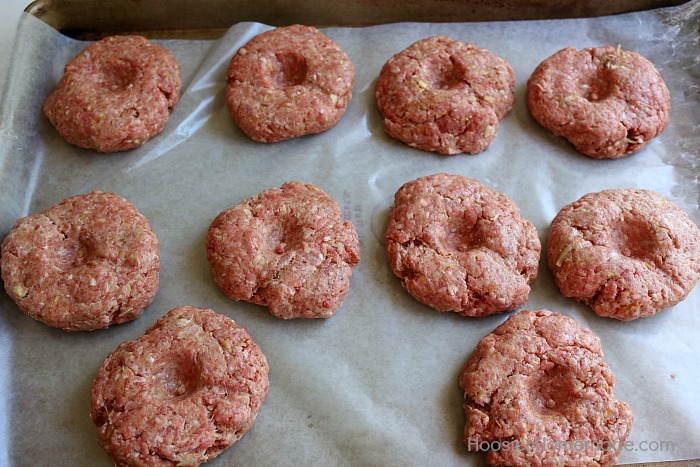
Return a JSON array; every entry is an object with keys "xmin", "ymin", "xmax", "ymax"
[{"xmin": 1, "ymin": 1, "xmax": 699, "ymax": 465}]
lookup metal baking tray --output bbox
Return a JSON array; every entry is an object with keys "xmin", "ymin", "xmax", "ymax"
[
  {"xmin": 26, "ymin": 0, "xmax": 689, "ymax": 39},
  {"xmin": 3, "ymin": 0, "xmax": 699, "ymax": 466}
]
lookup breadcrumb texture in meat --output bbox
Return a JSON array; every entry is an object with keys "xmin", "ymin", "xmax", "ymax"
[
  {"xmin": 226, "ymin": 24, "xmax": 355, "ymax": 142},
  {"xmin": 527, "ymin": 45, "xmax": 670, "ymax": 159},
  {"xmin": 547, "ymin": 188, "xmax": 700, "ymax": 320},
  {"xmin": 206, "ymin": 181, "xmax": 360, "ymax": 319},
  {"xmin": 43, "ymin": 35, "xmax": 182, "ymax": 153},
  {"xmin": 90, "ymin": 306, "xmax": 269, "ymax": 467},
  {"xmin": 385, "ymin": 173, "xmax": 540, "ymax": 316},
  {"xmin": 459, "ymin": 309, "xmax": 634, "ymax": 467},
  {"xmin": 0, "ymin": 191, "xmax": 160, "ymax": 331},
  {"xmin": 374, "ymin": 35, "xmax": 515, "ymax": 155}
]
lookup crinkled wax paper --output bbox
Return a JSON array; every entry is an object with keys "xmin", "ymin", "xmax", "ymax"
[{"xmin": 1, "ymin": 1, "xmax": 699, "ymax": 465}]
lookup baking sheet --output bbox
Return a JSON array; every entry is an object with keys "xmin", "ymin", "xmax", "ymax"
[
  {"xmin": 1, "ymin": 1, "xmax": 700, "ymax": 465},
  {"xmin": 21, "ymin": 0, "xmax": 691, "ymax": 38}
]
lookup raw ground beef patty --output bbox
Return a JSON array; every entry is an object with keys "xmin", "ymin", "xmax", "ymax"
[
  {"xmin": 547, "ymin": 188, "xmax": 700, "ymax": 320},
  {"xmin": 459, "ymin": 309, "xmax": 634, "ymax": 466},
  {"xmin": 527, "ymin": 45, "xmax": 670, "ymax": 159},
  {"xmin": 0, "ymin": 191, "xmax": 160, "ymax": 331},
  {"xmin": 206, "ymin": 181, "xmax": 360, "ymax": 319},
  {"xmin": 385, "ymin": 173, "xmax": 540, "ymax": 316},
  {"xmin": 226, "ymin": 24, "xmax": 355, "ymax": 142},
  {"xmin": 374, "ymin": 35, "xmax": 515, "ymax": 155},
  {"xmin": 91, "ymin": 306, "xmax": 269, "ymax": 466},
  {"xmin": 43, "ymin": 35, "xmax": 182, "ymax": 153}
]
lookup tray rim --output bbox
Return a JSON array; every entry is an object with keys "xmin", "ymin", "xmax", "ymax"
[{"xmin": 23, "ymin": 0, "xmax": 691, "ymax": 39}]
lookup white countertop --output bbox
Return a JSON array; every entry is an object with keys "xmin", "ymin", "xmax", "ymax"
[{"xmin": 0, "ymin": 0, "xmax": 28, "ymax": 90}]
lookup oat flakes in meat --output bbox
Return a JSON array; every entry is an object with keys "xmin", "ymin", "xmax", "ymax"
[
  {"xmin": 206, "ymin": 181, "xmax": 360, "ymax": 319},
  {"xmin": 375, "ymin": 35, "xmax": 515, "ymax": 155},
  {"xmin": 527, "ymin": 45, "xmax": 670, "ymax": 159},
  {"xmin": 0, "ymin": 191, "xmax": 159, "ymax": 331},
  {"xmin": 226, "ymin": 24, "xmax": 355, "ymax": 142},
  {"xmin": 459, "ymin": 309, "xmax": 634, "ymax": 466},
  {"xmin": 91, "ymin": 306, "xmax": 269, "ymax": 466},
  {"xmin": 548, "ymin": 188, "xmax": 700, "ymax": 320},
  {"xmin": 43, "ymin": 35, "xmax": 182, "ymax": 153},
  {"xmin": 385, "ymin": 174, "xmax": 540, "ymax": 316}
]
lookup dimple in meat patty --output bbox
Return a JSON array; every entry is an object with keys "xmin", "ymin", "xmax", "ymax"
[
  {"xmin": 0, "ymin": 191, "xmax": 160, "ymax": 330},
  {"xmin": 206, "ymin": 181, "xmax": 360, "ymax": 319},
  {"xmin": 527, "ymin": 45, "xmax": 670, "ymax": 159},
  {"xmin": 459, "ymin": 309, "xmax": 634, "ymax": 466},
  {"xmin": 43, "ymin": 35, "xmax": 181, "ymax": 153},
  {"xmin": 547, "ymin": 188, "xmax": 700, "ymax": 320},
  {"xmin": 90, "ymin": 306, "xmax": 269, "ymax": 466},
  {"xmin": 226, "ymin": 24, "xmax": 355, "ymax": 142},
  {"xmin": 375, "ymin": 35, "xmax": 515, "ymax": 155},
  {"xmin": 385, "ymin": 174, "xmax": 540, "ymax": 316}
]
